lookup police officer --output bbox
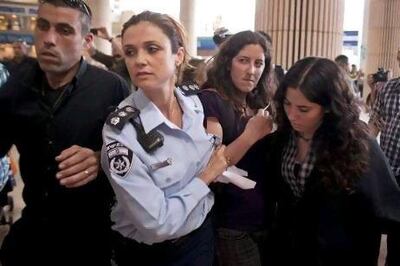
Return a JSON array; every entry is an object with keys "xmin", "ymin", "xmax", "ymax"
[{"xmin": 101, "ymin": 11, "xmax": 228, "ymax": 266}]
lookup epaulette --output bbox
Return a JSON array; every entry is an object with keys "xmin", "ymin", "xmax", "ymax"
[
  {"xmin": 106, "ymin": 105, "xmax": 139, "ymax": 130},
  {"xmin": 178, "ymin": 81, "xmax": 200, "ymax": 96}
]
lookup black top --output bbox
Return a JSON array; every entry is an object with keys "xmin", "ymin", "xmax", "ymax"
[
  {"xmin": 198, "ymin": 89, "xmax": 275, "ymax": 231},
  {"xmin": 265, "ymin": 131, "xmax": 400, "ymax": 266},
  {"xmin": 0, "ymin": 59, "xmax": 129, "ymax": 227}
]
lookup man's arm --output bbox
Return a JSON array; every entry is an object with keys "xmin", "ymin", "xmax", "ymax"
[
  {"xmin": 89, "ymin": 48, "xmax": 114, "ymax": 69},
  {"xmin": 368, "ymin": 79, "xmax": 387, "ymax": 138}
]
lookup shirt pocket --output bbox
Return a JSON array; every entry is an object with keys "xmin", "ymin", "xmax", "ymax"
[{"xmin": 147, "ymin": 157, "xmax": 185, "ymax": 190}]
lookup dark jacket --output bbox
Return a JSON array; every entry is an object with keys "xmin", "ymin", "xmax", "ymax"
[{"xmin": 265, "ymin": 131, "xmax": 400, "ymax": 266}]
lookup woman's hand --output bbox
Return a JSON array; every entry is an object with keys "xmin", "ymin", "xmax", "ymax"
[
  {"xmin": 242, "ymin": 110, "xmax": 273, "ymax": 144},
  {"xmin": 199, "ymin": 145, "xmax": 228, "ymax": 185}
]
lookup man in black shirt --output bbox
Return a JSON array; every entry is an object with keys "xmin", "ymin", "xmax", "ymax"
[{"xmin": 0, "ymin": 0, "xmax": 129, "ymax": 265}]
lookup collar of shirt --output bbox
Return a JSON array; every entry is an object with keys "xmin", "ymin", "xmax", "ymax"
[
  {"xmin": 132, "ymin": 87, "xmax": 202, "ymax": 133},
  {"xmin": 25, "ymin": 57, "xmax": 88, "ymax": 94}
]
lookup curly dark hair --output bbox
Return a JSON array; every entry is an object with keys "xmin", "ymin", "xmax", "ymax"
[
  {"xmin": 202, "ymin": 30, "xmax": 273, "ymax": 113},
  {"xmin": 274, "ymin": 57, "xmax": 370, "ymax": 191}
]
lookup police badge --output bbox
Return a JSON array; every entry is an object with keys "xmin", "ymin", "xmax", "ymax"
[{"xmin": 106, "ymin": 141, "xmax": 133, "ymax": 178}]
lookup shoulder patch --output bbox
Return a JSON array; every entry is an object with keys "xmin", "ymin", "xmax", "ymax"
[
  {"xmin": 106, "ymin": 141, "xmax": 133, "ymax": 178},
  {"xmin": 178, "ymin": 82, "xmax": 200, "ymax": 96},
  {"xmin": 106, "ymin": 105, "xmax": 139, "ymax": 130}
]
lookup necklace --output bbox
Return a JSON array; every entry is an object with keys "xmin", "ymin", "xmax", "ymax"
[{"xmin": 297, "ymin": 133, "xmax": 312, "ymax": 142}]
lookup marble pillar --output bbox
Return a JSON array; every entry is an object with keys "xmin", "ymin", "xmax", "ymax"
[
  {"xmin": 180, "ymin": 0, "xmax": 197, "ymax": 56},
  {"xmin": 255, "ymin": 0, "xmax": 345, "ymax": 70},
  {"xmin": 362, "ymin": 0, "xmax": 400, "ymax": 80}
]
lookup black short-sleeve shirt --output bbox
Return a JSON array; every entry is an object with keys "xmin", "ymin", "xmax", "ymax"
[{"xmin": 198, "ymin": 89, "xmax": 274, "ymax": 231}]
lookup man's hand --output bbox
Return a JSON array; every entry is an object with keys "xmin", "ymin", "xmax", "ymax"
[
  {"xmin": 95, "ymin": 27, "xmax": 112, "ymax": 41},
  {"xmin": 55, "ymin": 145, "xmax": 100, "ymax": 188}
]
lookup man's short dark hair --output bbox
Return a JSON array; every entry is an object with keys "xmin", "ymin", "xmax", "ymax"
[
  {"xmin": 213, "ymin": 27, "xmax": 232, "ymax": 46},
  {"xmin": 39, "ymin": 0, "xmax": 92, "ymax": 34},
  {"xmin": 335, "ymin": 54, "xmax": 349, "ymax": 65}
]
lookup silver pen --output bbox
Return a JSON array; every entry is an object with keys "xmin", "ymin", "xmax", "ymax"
[{"xmin": 149, "ymin": 158, "xmax": 172, "ymax": 171}]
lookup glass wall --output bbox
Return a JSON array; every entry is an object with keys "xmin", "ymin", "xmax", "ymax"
[{"xmin": 0, "ymin": 2, "xmax": 37, "ymax": 60}]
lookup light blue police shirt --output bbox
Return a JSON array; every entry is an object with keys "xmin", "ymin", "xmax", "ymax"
[{"xmin": 101, "ymin": 87, "xmax": 216, "ymax": 244}]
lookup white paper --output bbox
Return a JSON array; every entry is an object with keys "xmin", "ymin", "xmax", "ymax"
[{"xmin": 216, "ymin": 166, "xmax": 256, "ymax": 190}]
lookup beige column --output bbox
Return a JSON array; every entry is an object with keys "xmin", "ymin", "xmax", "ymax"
[
  {"xmin": 255, "ymin": 0, "xmax": 345, "ymax": 70},
  {"xmin": 362, "ymin": 0, "xmax": 400, "ymax": 81},
  {"xmin": 180, "ymin": 0, "xmax": 197, "ymax": 56},
  {"xmin": 87, "ymin": 0, "xmax": 112, "ymax": 54}
]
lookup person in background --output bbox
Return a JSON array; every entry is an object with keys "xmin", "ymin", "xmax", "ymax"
[
  {"xmin": 198, "ymin": 30, "xmax": 274, "ymax": 266},
  {"xmin": 368, "ymin": 47, "xmax": 400, "ymax": 266},
  {"xmin": 3, "ymin": 40, "xmax": 36, "ymax": 76},
  {"xmin": 87, "ymin": 27, "xmax": 132, "ymax": 87},
  {"xmin": 0, "ymin": 0, "xmax": 129, "ymax": 265},
  {"xmin": 365, "ymin": 71, "xmax": 388, "ymax": 111},
  {"xmin": 194, "ymin": 27, "xmax": 233, "ymax": 88},
  {"xmin": 356, "ymin": 68, "xmax": 365, "ymax": 97},
  {"xmin": 350, "ymin": 64, "xmax": 358, "ymax": 79},
  {"xmin": 266, "ymin": 57, "xmax": 400, "ymax": 266},
  {"xmin": 88, "ymin": 27, "xmax": 123, "ymax": 66},
  {"xmin": 335, "ymin": 54, "xmax": 360, "ymax": 98},
  {"xmin": 213, "ymin": 27, "xmax": 232, "ymax": 48},
  {"xmin": 101, "ymin": 11, "xmax": 228, "ymax": 266},
  {"xmin": 181, "ymin": 57, "xmax": 206, "ymax": 86}
]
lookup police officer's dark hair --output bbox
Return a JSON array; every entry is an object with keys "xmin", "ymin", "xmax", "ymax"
[
  {"xmin": 203, "ymin": 30, "xmax": 273, "ymax": 112},
  {"xmin": 121, "ymin": 11, "xmax": 189, "ymax": 83},
  {"xmin": 38, "ymin": 0, "xmax": 92, "ymax": 35}
]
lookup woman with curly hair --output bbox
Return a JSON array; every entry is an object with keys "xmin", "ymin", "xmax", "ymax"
[
  {"xmin": 266, "ymin": 57, "xmax": 400, "ymax": 266},
  {"xmin": 198, "ymin": 30, "xmax": 275, "ymax": 266}
]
